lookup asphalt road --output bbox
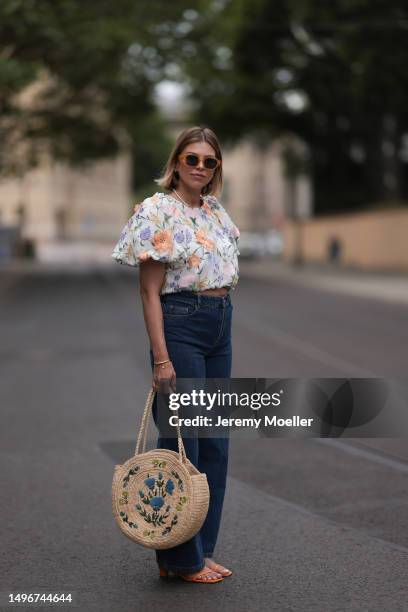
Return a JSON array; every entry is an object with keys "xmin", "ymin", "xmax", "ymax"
[{"xmin": 1, "ymin": 267, "xmax": 408, "ymax": 612}]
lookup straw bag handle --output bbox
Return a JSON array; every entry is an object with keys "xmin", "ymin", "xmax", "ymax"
[{"xmin": 134, "ymin": 387, "xmax": 187, "ymax": 464}]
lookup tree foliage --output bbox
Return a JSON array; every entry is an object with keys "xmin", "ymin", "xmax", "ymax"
[
  {"xmin": 0, "ymin": 0, "xmax": 191, "ymax": 177},
  {"xmin": 166, "ymin": 0, "xmax": 408, "ymax": 213},
  {"xmin": 3, "ymin": 0, "xmax": 407, "ymax": 213}
]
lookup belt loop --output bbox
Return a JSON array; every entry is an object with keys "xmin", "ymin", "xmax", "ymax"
[{"xmin": 197, "ymin": 293, "xmax": 201, "ymax": 307}]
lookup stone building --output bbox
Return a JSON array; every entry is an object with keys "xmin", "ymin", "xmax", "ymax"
[
  {"xmin": 0, "ymin": 153, "xmax": 132, "ymax": 246},
  {"xmin": 0, "ymin": 74, "xmax": 133, "ymax": 260}
]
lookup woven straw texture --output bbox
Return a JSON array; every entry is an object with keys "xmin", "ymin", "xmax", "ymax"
[{"xmin": 112, "ymin": 388, "xmax": 210, "ymax": 549}]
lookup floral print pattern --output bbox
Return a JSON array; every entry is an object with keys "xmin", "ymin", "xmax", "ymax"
[
  {"xmin": 111, "ymin": 192, "xmax": 240, "ymax": 295},
  {"xmin": 127, "ymin": 464, "xmax": 186, "ymax": 537}
]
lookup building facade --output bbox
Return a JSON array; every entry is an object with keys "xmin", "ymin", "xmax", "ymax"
[{"xmin": 0, "ymin": 152, "xmax": 133, "ymax": 246}]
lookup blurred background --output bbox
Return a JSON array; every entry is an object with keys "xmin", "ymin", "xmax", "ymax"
[
  {"xmin": 1, "ymin": 0, "xmax": 408, "ymax": 269},
  {"xmin": 2, "ymin": 2, "xmax": 408, "ymax": 610}
]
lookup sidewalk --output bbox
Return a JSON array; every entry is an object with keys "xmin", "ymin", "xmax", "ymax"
[{"xmin": 239, "ymin": 257, "xmax": 408, "ymax": 306}]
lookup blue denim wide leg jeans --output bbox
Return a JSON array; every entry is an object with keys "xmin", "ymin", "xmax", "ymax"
[{"xmin": 149, "ymin": 290, "xmax": 233, "ymax": 573}]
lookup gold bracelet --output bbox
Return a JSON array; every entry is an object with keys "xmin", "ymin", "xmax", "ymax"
[
  {"xmin": 154, "ymin": 358, "xmax": 171, "ymax": 368},
  {"xmin": 156, "ymin": 362, "xmax": 171, "ymax": 370}
]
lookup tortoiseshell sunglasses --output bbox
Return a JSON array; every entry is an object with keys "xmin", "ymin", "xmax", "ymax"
[{"xmin": 178, "ymin": 153, "xmax": 221, "ymax": 170}]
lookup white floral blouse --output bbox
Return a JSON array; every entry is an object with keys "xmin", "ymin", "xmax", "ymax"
[{"xmin": 111, "ymin": 192, "xmax": 240, "ymax": 295}]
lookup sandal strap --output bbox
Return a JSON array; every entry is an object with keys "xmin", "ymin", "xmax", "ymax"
[
  {"xmin": 214, "ymin": 564, "xmax": 232, "ymax": 575},
  {"xmin": 199, "ymin": 567, "xmax": 216, "ymax": 578},
  {"xmin": 210, "ymin": 562, "xmax": 228, "ymax": 573},
  {"xmin": 185, "ymin": 567, "xmax": 221, "ymax": 582}
]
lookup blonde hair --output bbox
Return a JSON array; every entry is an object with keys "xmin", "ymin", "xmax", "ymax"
[{"xmin": 155, "ymin": 125, "xmax": 223, "ymax": 197}]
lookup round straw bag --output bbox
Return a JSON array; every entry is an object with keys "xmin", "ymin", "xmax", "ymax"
[{"xmin": 112, "ymin": 387, "xmax": 210, "ymax": 549}]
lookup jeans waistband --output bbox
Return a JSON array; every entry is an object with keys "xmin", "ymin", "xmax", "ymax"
[{"xmin": 160, "ymin": 290, "xmax": 231, "ymax": 308}]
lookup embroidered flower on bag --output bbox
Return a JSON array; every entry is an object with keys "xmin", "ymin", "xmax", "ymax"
[
  {"xmin": 165, "ymin": 479, "xmax": 175, "ymax": 495},
  {"xmin": 144, "ymin": 477, "xmax": 155, "ymax": 490},
  {"xmin": 149, "ymin": 496, "xmax": 165, "ymax": 511}
]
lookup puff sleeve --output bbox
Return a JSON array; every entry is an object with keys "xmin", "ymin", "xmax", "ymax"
[{"xmin": 111, "ymin": 193, "xmax": 183, "ymax": 267}]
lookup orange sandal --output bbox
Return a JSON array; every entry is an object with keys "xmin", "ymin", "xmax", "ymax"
[
  {"xmin": 159, "ymin": 565, "xmax": 224, "ymax": 583},
  {"xmin": 205, "ymin": 561, "xmax": 233, "ymax": 577}
]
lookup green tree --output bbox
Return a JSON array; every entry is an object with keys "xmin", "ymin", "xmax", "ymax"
[
  {"xmin": 0, "ymin": 0, "xmax": 191, "ymax": 180},
  {"xmin": 168, "ymin": 0, "xmax": 408, "ymax": 214}
]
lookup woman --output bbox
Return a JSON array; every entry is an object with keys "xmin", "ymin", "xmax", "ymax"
[{"xmin": 111, "ymin": 125, "xmax": 240, "ymax": 583}]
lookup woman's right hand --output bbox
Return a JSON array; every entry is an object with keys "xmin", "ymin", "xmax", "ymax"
[{"xmin": 152, "ymin": 360, "xmax": 177, "ymax": 394}]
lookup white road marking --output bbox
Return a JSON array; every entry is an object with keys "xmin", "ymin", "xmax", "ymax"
[{"xmin": 315, "ymin": 438, "xmax": 408, "ymax": 473}]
